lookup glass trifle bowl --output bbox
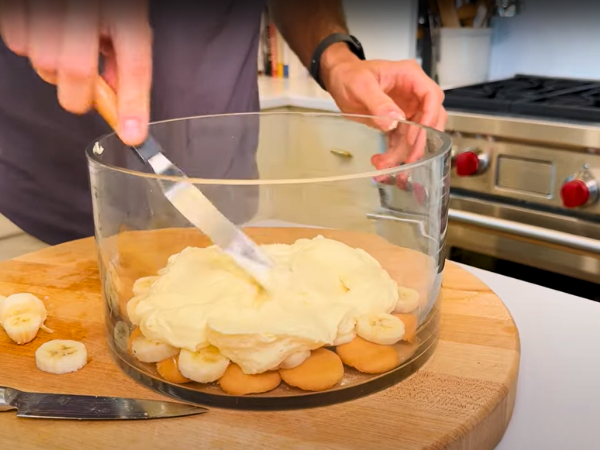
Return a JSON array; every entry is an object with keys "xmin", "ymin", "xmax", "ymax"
[{"xmin": 87, "ymin": 112, "xmax": 451, "ymax": 410}]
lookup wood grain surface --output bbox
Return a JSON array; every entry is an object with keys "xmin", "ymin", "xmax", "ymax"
[{"xmin": 0, "ymin": 228, "xmax": 520, "ymax": 450}]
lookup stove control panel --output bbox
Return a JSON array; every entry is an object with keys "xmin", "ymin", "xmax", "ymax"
[
  {"xmin": 453, "ymin": 148, "xmax": 489, "ymax": 177},
  {"xmin": 560, "ymin": 169, "xmax": 598, "ymax": 208}
]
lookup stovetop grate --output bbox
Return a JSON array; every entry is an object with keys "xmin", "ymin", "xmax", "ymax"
[{"xmin": 444, "ymin": 74, "xmax": 600, "ymax": 122}]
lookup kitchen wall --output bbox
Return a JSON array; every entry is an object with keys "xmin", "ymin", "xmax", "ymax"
[
  {"xmin": 343, "ymin": 0, "xmax": 418, "ymax": 61},
  {"xmin": 488, "ymin": 0, "xmax": 600, "ymax": 81}
]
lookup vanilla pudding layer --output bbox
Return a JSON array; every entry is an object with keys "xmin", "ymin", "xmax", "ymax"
[{"xmin": 131, "ymin": 236, "xmax": 399, "ymax": 374}]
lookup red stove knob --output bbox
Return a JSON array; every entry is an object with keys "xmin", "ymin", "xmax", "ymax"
[
  {"xmin": 455, "ymin": 151, "xmax": 487, "ymax": 177},
  {"xmin": 560, "ymin": 179, "xmax": 594, "ymax": 208}
]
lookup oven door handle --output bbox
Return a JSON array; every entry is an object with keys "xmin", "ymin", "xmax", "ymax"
[{"xmin": 448, "ymin": 209, "xmax": 600, "ymax": 256}]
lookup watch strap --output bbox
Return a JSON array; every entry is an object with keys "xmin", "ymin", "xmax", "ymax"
[{"xmin": 309, "ymin": 33, "xmax": 365, "ymax": 91}]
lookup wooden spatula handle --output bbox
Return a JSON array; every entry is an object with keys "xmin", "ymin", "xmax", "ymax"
[{"xmin": 93, "ymin": 77, "xmax": 119, "ymax": 131}]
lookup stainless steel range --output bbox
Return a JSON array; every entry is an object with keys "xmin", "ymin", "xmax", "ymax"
[{"xmin": 442, "ymin": 75, "xmax": 600, "ymax": 297}]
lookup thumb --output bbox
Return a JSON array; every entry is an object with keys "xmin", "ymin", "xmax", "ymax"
[{"xmin": 354, "ymin": 77, "xmax": 406, "ymax": 131}]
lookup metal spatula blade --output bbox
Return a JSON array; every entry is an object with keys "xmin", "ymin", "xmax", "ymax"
[{"xmin": 93, "ymin": 78, "xmax": 273, "ymax": 285}]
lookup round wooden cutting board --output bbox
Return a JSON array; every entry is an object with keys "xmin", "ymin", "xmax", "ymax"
[{"xmin": 0, "ymin": 230, "xmax": 520, "ymax": 450}]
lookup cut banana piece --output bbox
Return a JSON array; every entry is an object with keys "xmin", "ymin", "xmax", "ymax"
[
  {"xmin": 35, "ymin": 339, "xmax": 88, "ymax": 374},
  {"xmin": 113, "ymin": 321, "xmax": 131, "ymax": 352},
  {"xmin": 279, "ymin": 350, "xmax": 311, "ymax": 369},
  {"xmin": 0, "ymin": 293, "xmax": 48, "ymax": 344},
  {"xmin": 394, "ymin": 287, "xmax": 420, "ymax": 314},
  {"xmin": 0, "ymin": 293, "xmax": 46, "ymax": 323},
  {"xmin": 132, "ymin": 276, "xmax": 158, "ymax": 297},
  {"xmin": 356, "ymin": 313, "xmax": 405, "ymax": 345},
  {"xmin": 131, "ymin": 334, "xmax": 179, "ymax": 363},
  {"xmin": 2, "ymin": 313, "xmax": 43, "ymax": 344},
  {"xmin": 333, "ymin": 316, "xmax": 356, "ymax": 346},
  {"xmin": 333, "ymin": 330, "xmax": 356, "ymax": 346},
  {"xmin": 178, "ymin": 346, "xmax": 230, "ymax": 383},
  {"xmin": 126, "ymin": 296, "xmax": 143, "ymax": 325}
]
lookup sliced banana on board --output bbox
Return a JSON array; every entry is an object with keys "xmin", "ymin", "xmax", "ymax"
[
  {"xmin": 131, "ymin": 334, "xmax": 179, "ymax": 363},
  {"xmin": 178, "ymin": 346, "xmax": 230, "ymax": 383},
  {"xmin": 0, "ymin": 293, "xmax": 47, "ymax": 323},
  {"xmin": 356, "ymin": 313, "xmax": 405, "ymax": 345},
  {"xmin": 35, "ymin": 339, "xmax": 88, "ymax": 375},
  {"xmin": 0, "ymin": 293, "xmax": 49, "ymax": 345},
  {"xmin": 2, "ymin": 313, "xmax": 44, "ymax": 345},
  {"xmin": 394, "ymin": 287, "xmax": 420, "ymax": 314},
  {"xmin": 132, "ymin": 276, "xmax": 158, "ymax": 297}
]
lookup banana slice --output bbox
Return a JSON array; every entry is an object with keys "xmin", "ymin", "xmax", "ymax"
[
  {"xmin": 113, "ymin": 321, "xmax": 131, "ymax": 352},
  {"xmin": 394, "ymin": 287, "xmax": 420, "ymax": 314},
  {"xmin": 0, "ymin": 293, "xmax": 46, "ymax": 323},
  {"xmin": 2, "ymin": 313, "xmax": 43, "ymax": 344},
  {"xmin": 178, "ymin": 346, "xmax": 230, "ymax": 383},
  {"xmin": 126, "ymin": 296, "xmax": 143, "ymax": 325},
  {"xmin": 279, "ymin": 350, "xmax": 311, "ymax": 369},
  {"xmin": 356, "ymin": 313, "xmax": 405, "ymax": 345},
  {"xmin": 35, "ymin": 339, "xmax": 88, "ymax": 374},
  {"xmin": 333, "ymin": 316, "xmax": 356, "ymax": 346},
  {"xmin": 132, "ymin": 276, "xmax": 158, "ymax": 297},
  {"xmin": 0, "ymin": 293, "xmax": 48, "ymax": 344},
  {"xmin": 131, "ymin": 334, "xmax": 179, "ymax": 363},
  {"xmin": 333, "ymin": 331, "xmax": 356, "ymax": 346}
]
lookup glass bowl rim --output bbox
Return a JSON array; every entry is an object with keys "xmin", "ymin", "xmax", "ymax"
[{"xmin": 86, "ymin": 111, "xmax": 452, "ymax": 186}]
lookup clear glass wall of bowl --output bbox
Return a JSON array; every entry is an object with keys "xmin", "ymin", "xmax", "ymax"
[{"xmin": 87, "ymin": 112, "xmax": 451, "ymax": 409}]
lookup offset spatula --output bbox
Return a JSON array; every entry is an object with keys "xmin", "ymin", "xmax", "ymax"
[
  {"xmin": 0, "ymin": 386, "xmax": 207, "ymax": 420},
  {"xmin": 93, "ymin": 78, "xmax": 273, "ymax": 286}
]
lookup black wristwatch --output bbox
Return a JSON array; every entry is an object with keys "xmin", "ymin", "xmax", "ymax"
[{"xmin": 309, "ymin": 33, "xmax": 366, "ymax": 91}]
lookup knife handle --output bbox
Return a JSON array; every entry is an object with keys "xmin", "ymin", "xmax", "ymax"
[
  {"xmin": 93, "ymin": 77, "xmax": 119, "ymax": 132},
  {"xmin": 0, "ymin": 387, "xmax": 18, "ymax": 412}
]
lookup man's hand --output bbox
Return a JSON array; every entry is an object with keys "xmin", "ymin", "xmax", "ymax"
[
  {"xmin": 0, "ymin": 0, "xmax": 152, "ymax": 146},
  {"xmin": 320, "ymin": 43, "xmax": 447, "ymax": 175}
]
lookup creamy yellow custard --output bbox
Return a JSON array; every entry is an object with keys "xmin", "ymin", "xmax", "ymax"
[{"xmin": 130, "ymin": 235, "xmax": 399, "ymax": 374}]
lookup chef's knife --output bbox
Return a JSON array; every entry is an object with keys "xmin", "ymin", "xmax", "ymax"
[
  {"xmin": 0, "ymin": 386, "xmax": 207, "ymax": 420},
  {"xmin": 93, "ymin": 77, "xmax": 273, "ymax": 287}
]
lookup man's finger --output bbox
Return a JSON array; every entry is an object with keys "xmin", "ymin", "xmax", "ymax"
[
  {"xmin": 436, "ymin": 107, "xmax": 448, "ymax": 132},
  {"xmin": 57, "ymin": 0, "xmax": 100, "ymax": 114},
  {"xmin": 105, "ymin": 0, "xmax": 152, "ymax": 146},
  {"xmin": 28, "ymin": 0, "xmax": 63, "ymax": 74},
  {"xmin": 35, "ymin": 68, "xmax": 57, "ymax": 84},
  {"xmin": 0, "ymin": 0, "xmax": 28, "ymax": 55},
  {"xmin": 413, "ymin": 78, "xmax": 445, "ymax": 130},
  {"xmin": 352, "ymin": 75, "xmax": 406, "ymax": 132}
]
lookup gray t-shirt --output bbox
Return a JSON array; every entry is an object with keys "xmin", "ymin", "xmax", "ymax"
[{"xmin": 0, "ymin": 0, "xmax": 265, "ymax": 244}]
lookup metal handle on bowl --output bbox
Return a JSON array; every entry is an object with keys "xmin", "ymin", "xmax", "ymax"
[
  {"xmin": 448, "ymin": 208, "xmax": 600, "ymax": 255},
  {"xmin": 366, "ymin": 209, "xmax": 440, "ymax": 246}
]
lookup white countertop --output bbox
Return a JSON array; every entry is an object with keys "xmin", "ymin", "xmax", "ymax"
[
  {"xmin": 461, "ymin": 264, "xmax": 600, "ymax": 450},
  {"xmin": 258, "ymin": 75, "xmax": 338, "ymax": 112},
  {"xmin": 257, "ymin": 77, "xmax": 600, "ymax": 449}
]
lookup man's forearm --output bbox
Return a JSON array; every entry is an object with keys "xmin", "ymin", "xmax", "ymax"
[{"xmin": 268, "ymin": 0, "xmax": 359, "ymax": 82}]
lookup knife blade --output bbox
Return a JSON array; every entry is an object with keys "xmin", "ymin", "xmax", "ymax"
[{"xmin": 0, "ymin": 387, "xmax": 208, "ymax": 420}]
